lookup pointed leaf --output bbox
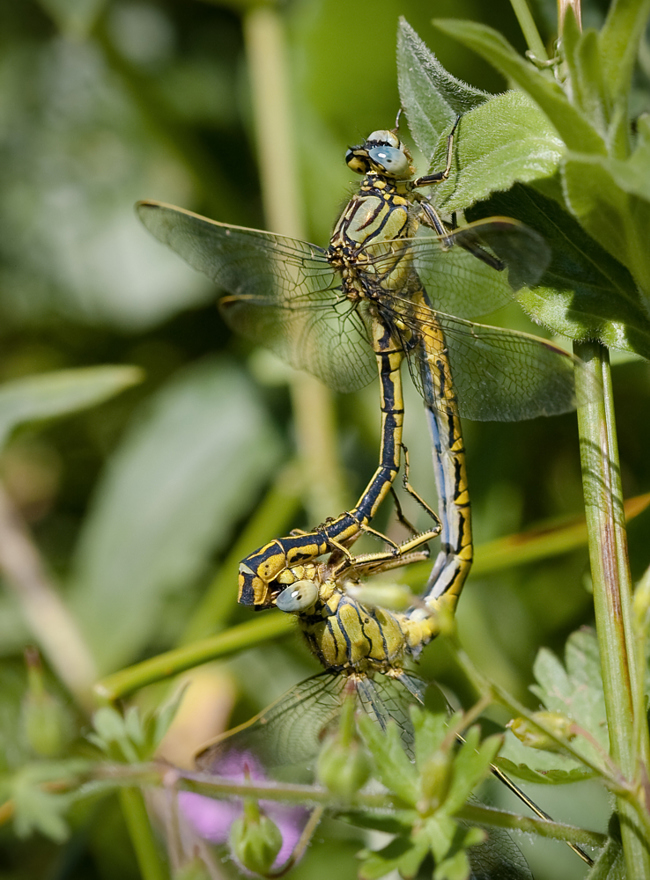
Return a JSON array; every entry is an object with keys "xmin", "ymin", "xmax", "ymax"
[
  {"xmin": 563, "ymin": 152, "xmax": 650, "ymax": 302},
  {"xmin": 599, "ymin": 0, "xmax": 650, "ymax": 108},
  {"xmin": 359, "ymin": 834, "xmax": 429, "ymax": 880},
  {"xmin": 397, "ymin": 19, "xmax": 489, "ymax": 158},
  {"xmin": 70, "ymin": 358, "xmax": 282, "ymax": 673},
  {"xmin": 358, "ymin": 715, "xmax": 418, "ymax": 805},
  {"xmin": 444, "ymin": 728, "xmax": 501, "ymax": 815},
  {"xmin": 0, "ymin": 366, "xmax": 142, "ymax": 450},
  {"xmin": 433, "ymin": 19, "xmax": 606, "ymax": 155},
  {"xmin": 435, "ymin": 92, "xmax": 564, "ymax": 213}
]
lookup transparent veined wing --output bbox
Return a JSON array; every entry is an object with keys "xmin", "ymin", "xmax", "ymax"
[
  {"xmin": 417, "ymin": 313, "xmax": 582, "ymax": 421},
  {"xmin": 363, "ymin": 217, "xmax": 550, "ymax": 320},
  {"xmin": 372, "ymin": 289, "xmax": 584, "ymax": 421},
  {"xmin": 468, "ymin": 820, "xmax": 534, "ymax": 880},
  {"xmin": 136, "ymin": 201, "xmax": 377, "ymax": 393},
  {"xmin": 196, "ymin": 670, "xmax": 426, "ymax": 780}
]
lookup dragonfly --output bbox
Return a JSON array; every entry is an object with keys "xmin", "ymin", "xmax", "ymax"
[
  {"xmin": 193, "ymin": 532, "xmax": 592, "ymax": 877},
  {"xmin": 137, "ymin": 118, "xmax": 581, "ymax": 614}
]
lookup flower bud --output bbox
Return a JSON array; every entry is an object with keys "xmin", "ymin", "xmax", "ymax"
[
  {"xmin": 508, "ymin": 711, "xmax": 575, "ymax": 751},
  {"xmin": 316, "ymin": 735, "xmax": 371, "ymax": 797},
  {"xmin": 21, "ymin": 647, "xmax": 72, "ymax": 757},
  {"xmin": 230, "ymin": 799, "xmax": 283, "ymax": 876}
]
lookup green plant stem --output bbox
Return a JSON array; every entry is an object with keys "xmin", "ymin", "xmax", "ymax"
[
  {"xmin": 243, "ymin": 5, "xmax": 346, "ymax": 521},
  {"xmin": 94, "ymin": 615, "xmax": 292, "ymax": 702},
  {"xmin": 451, "ymin": 637, "xmax": 618, "ymax": 783},
  {"xmin": 402, "ymin": 492, "xmax": 650, "ymax": 587},
  {"xmin": 508, "ymin": 0, "xmax": 548, "ymax": 60},
  {"xmin": 119, "ymin": 787, "xmax": 169, "ymax": 880},
  {"xmin": 99, "ymin": 762, "xmax": 607, "ymax": 849},
  {"xmin": 574, "ymin": 341, "xmax": 650, "ymax": 877}
]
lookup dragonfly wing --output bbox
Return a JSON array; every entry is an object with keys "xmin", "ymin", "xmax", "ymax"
[
  {"xmin": 408, "ymin": 312, "xmax": 582, "ymax": 421},
  {"xmin": 355, "ymin": 673, "xmax": 427, "ymax": 760},
  {"xmin": 196, "ymin": 671, "xmax": 426, "ymax": 778},
  {"xmin": 196, "ymin": 672, "xmax": 347, "ymax": 778},
  {"xmin": 137, "ymin": 201, "xmax": 376, "ymax": 393},
  {"xmin": 368, "ymin": 219, "xmax": 550, "ymax": 319},
  {"xmin": 467, "ymin": 818, "xmax": 533, "ymax": 880}
]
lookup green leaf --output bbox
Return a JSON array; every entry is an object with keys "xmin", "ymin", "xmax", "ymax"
[
  {"xmin": 433, "ymin": 19, "xmax": 606, "ymax": 155},
  {"xmin": 359, "ymin": 834, "xmax": 429, "ymax": 880},
  {"xmin": 496, "ymin": 754, "xmax": 593, "ymax": 785},
  {"xmin": 467, "ymin": 185, "xmax": 650, "ymax": 358},
  {"xmin": 563, "ymin": 152, "xmax": 650, "ymax": 302},
  {"xmin": 530, "ymin": 629, "xmax": 608, "ymax": 754},
  {"xmin": 599, "ymin": 0, "xmax": 650, "ymax": 112},
  {"xmin": 0, "ymin": 366, "xmax": 143, "ymax": 450},
  {"xmin": 443, "ymin": 728, "xmax": 501, "ymax": 815},
  {"xmin": 498, "ymin": 629, "xmax": 607, "ymax": 782},
  {"xmin": 397, "ymin": 19, "xmax": 489, "ymax": 158},
  {"xmin": 562, "ymin": 12, "xmax": 610, "ymax": 139},
  {"xmin": 413, "ymin": 707, "xmax": 450, "ymax": 770},
  {"xmin": 337, "ymin": 810, "xmax": 416, "ymax": 835},
  {"xmin": 434, "ymin": 92, "xmax": 564, "ymax": 213},
  {"xmin": 357, "ymin": 716, "xmax": 418, "ymax": 806},
  {"xmin": 9, "ymin": 759, "xmax": 88, "ymax": 843},
  {"xmin": 588, "ymin": 832, "xmax": 626, "ymax": 879},
  {"xmin": 70, "ymin": 358, "xmax": 283, "ymax": 673}
]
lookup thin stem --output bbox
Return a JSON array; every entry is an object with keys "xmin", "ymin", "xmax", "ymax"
[
  {"xmin": 574, "ymin": 340, "xmax": 650, "ymax": 877},
  {"xmin": 94, "ymin": 615, "xmax": 293, "ymax": 702},
  {"xmin": 509, "ymin": 0, "xmax": 548, "ymax": 61},
  {"xmin": 0, "ymin": 484, "xmax": 97, "ymax": 711},
  {"xmin": 119, "ymin": 787, "xmax": 169, "ymax": 880},
  {"xmin": 243, "ymin": 5, "xmax": 346, "ymax": 521},
  {"xmin": 101, "ymin": 763, "xmax": 608, "ymax": 849}
]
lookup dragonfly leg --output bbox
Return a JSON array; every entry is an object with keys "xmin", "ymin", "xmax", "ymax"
[{"xmin": 401, "ymin": 444, "xmax": 442, "ymax": 529}]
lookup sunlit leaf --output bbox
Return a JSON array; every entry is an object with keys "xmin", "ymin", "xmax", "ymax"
[
  {"xmin": 397, "ymin": 18, "xmax": 489, "ymax": 158},
  {"xmin": 70, "ymin": 358, "xmax": 283, "ymax": 673},
  {"xmin": 432, "ymin": 19, "xmax": 606, "ymax": 155},
  {"xmin": 0, "ymin": 366, "xmax": 143, "ymax": 450}
]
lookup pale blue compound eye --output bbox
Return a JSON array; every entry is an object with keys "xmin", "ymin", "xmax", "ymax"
[
  {"xmin": 368, "ymin": 146, "xmax": 410, "ymax": 177},
  {"xmin": 275, "ymin": 580, "xmax": 318, "ymax": 613}
]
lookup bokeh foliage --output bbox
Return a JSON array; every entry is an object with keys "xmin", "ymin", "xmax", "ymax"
[{"xmin": 1, "ymin": 0, "xmax": 649, "ymax": 878}]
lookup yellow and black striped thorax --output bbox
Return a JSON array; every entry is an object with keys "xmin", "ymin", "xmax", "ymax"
[
  {"xmin": 275, "ymin": 569, "xmax": 439, "ymax": 675},
  {"xmin": 327, "ymin": 176, "xmax": 419, "ymax": 300}
]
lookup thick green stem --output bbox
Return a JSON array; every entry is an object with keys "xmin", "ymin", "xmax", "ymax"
[
  {"xmin": 94, "ymin": 615, "xmax": 292, "ymax": 702},
  {"xmin": 119, "ymin": 787, "xmax": 169, "ymax": 880},
  {"xmin": 574, "ymin": 341, "xmax": 650, "ymax": 877}
]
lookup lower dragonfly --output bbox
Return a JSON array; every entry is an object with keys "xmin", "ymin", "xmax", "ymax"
[
  {"xmin": 137, "ymin": 116, "xmax": 584, "ymax": 617},
  {"xmin": 193, "ymin": 523, "xmax": 592, "ymax": 878}
]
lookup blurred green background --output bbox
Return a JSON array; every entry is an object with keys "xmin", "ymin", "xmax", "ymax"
[{"xmin": 0, "ymin": 0, "xmax": 648, "ymax": 877}]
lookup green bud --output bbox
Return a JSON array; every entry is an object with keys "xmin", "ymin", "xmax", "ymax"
[
  {"xmin": 508, "ymin": 711, "xmax": 575, "ymax": 751},
  {"xmin": 316, "ymin": 735, "xmax": 371, "ymax": 797},
  {"xmin": 173, "ymin": 856, "xmax": 212, "ymax": 880},
  {"xmin": 22, "ymin": 647, "xmax": 72, "ymax": 757},
  {"xmin": 230, "ymin": 799, "xmax": 283, "ymax": 876}
]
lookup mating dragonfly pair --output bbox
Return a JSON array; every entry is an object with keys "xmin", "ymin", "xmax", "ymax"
[{"xmin": 138, "ymin": 117, "xmax": 590, "ymax": 875}]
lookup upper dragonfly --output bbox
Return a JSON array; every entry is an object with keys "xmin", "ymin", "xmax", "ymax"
[{"xmin": 137, "ymin": 119, "xmax": 579, "ymax": 609}]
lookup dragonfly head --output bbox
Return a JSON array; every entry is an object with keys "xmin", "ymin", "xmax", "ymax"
[{"xmin": 346, "ymin": 130, "xmax": 415, "ymax": 180}]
